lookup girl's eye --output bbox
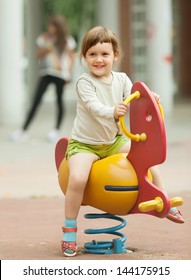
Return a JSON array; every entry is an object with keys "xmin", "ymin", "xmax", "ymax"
[
  {"xmin": 89, "ymin": 53, "xmax": 96, "ymax": 56},
  {"xmin": 103, "ymin": 53, "xmax": 109, "ymax": 56}
]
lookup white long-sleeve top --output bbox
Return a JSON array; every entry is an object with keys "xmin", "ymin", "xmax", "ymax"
[{"xmin": 71, "ymin": 71, "xmax": 132, "ymax": 145}]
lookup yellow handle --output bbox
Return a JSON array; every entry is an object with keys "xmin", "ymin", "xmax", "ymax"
[
  {"xmin": 138, "ymin": 196, "xmax": 184, "ymax": 213},
  {"xmin": 119, "ymin": 91, "xmax": 165, "ymax": 142},
  {"xmin": 138, "ymin": 197, "xmax": 164, "ymax": 213},
  {"xmin": 170, "ymin": 197, "xmax": 184, "ymax": 207},
  {"xmin": 119, "ymin": 91, "xmax": 147, "ymax": 142},
  {"xmin": 158, "ymin": 103, "xmax": 165, "ymax": 120}
]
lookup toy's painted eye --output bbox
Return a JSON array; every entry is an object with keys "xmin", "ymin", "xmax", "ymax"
[{"xmin": 146, "ymin": 111, "xmax": 152, "ymax": 122}]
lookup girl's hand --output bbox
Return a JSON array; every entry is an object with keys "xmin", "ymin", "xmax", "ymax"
[
  {"xmin": 151, "ymin": 91, "xmax": 160, "ymax": 103},
  {"xmin": 114, "ymin": 102, "xmax": 128, "ymax": 121}
]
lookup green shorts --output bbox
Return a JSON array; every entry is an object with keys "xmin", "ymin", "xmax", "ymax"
[{"xmin": 66, "ymin": 135, "xmax": 129, "ymax": 160}]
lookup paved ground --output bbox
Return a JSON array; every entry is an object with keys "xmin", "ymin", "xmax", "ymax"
[
  {"xmin": 0, "ymin": 94, "xmax": 191, "ymax": 260},
  {"xmin": 0, "ymin": 194, "xmax": 190, "ymax": 260}
]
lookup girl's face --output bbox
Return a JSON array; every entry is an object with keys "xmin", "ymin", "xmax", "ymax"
[{"xmin": 84, "ymin": 42, "xmax": 118, "ymax": 79}]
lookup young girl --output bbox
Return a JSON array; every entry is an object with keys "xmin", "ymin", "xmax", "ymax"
[
  {"xmin": 11, "ymin": 15, "xmax": 76, "ymax": 142},
  {"xmin": 61, "ymin": 26, "xmax": 184, "ymax": 257}
]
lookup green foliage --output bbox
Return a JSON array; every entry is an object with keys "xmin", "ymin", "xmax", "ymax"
[{"xmin": 43, "ymin": 0, "xmax": 96, "ymax": 43}]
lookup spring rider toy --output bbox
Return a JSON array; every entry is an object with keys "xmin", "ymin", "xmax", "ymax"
[{"xmin": 55, "ymin": 81, "xmax": 183, "ymax": 254}]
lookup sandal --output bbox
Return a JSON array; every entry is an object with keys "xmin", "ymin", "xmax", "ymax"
[
  {"xmin": 61, "ymin": 241, "xmax": 78, "ymax": 257},
  {"xmin": 167, "ymin": 208, "xmax": 184, "ymax": 224},
  {"xmin": 61, "ymin": 227, "xmax": 78, "ymax": 257}
]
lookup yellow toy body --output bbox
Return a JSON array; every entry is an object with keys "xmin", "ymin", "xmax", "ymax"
[{"xmin": 58, "ymin": 153, "xmax": 152, "ymax": 215}]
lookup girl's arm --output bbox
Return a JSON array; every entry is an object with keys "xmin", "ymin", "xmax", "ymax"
[
  {"xmin": 114, "ymin": 103, "xmax": 128, "ymax": 121},
  {"xmin": 36, "ymin": 46, "xmax": 52, "ymax": 59},
  {"xmin": 77, "ymin": 79, "xmax": 115, "ymax": 119},
  {"xmin": 35, "ymin": 33, "xmax": 53, "ymax": 59}
]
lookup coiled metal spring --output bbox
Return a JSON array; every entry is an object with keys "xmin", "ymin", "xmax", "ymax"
[{"xmin": 84, "ymin": 213, "xmax": 127, "ymax": 254}]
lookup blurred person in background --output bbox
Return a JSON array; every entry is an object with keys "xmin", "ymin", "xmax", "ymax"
[{"xmin": 10, "ymin": 15, "xmax": 76, "ymax": 142}]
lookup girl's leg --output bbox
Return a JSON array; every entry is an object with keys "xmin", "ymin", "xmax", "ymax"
[
  {"xmin": 65, "ymin": 152, "xmax": 99, "ymax": 218},
  {"xmin": 117, "ymin": 141, "xmax": 131, "ymax": 154},
  {"xmin": 54, "ymin": 77, "xmax": 65, "ymax": 130},
  {"xmin": 47, "ymin": 77, "xmax": 65, "ymax": 142},
  {"xmin": 62, "ymin": 152, "xmax": 99, "ymax": 256},
  {"xmin": 150, "ymin": 166, "xmax": 165, "ymax": 190},
  {"xmin": 22, "ymin": 76, "xmax": 50, "ymax": 130},
  {"xmin": 150, "ymin": 166, "xmax": 184, "ymax": 223}
]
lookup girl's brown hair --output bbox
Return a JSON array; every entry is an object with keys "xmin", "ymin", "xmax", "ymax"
[
  {"xmin": 80, "ymin": 26, "xmax": 121, "ymax": 58},
  {"xmin": 48, "ymin": 15, "xmax": 69, "ymax": 54}
]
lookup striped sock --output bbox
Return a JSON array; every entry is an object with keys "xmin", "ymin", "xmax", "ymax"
[{"xmin": 62, "ymin": 218, "xmax": 77, "ymax": 242}]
